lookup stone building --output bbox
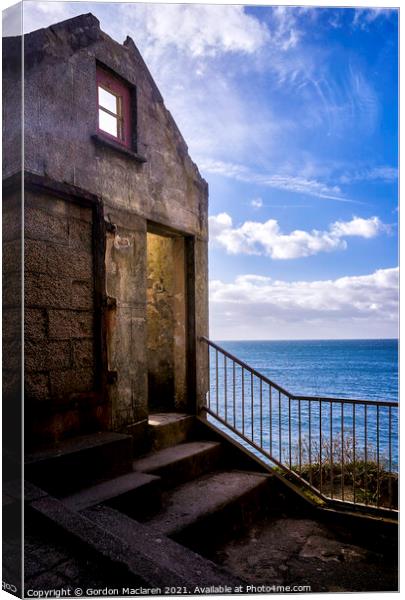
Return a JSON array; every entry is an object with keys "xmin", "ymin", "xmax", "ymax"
[{"xmin": 3, "ymin": 13, "xmax": 209, "ymax": 451}]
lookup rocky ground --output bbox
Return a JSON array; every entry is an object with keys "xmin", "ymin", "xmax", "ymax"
[{"xmin": 212, "ymin": 516, "xmax": 398, "ymax": 593}]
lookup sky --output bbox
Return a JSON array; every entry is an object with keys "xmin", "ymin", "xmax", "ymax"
[{"xmin": 5, "ymin": 1, "xmax": 399, "ymax": 340}]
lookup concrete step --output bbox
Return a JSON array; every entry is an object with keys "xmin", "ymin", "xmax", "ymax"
[
  {"xmin": 25, "ymin": 432, "xmax": 133, "ymax": 495},
  {"xmin": 133, "ymin": 441, "xmax": 222, "ymax": 488},
  {"xmin": 29, "ymin": 490, "xmax": 243, "ymax": 589},
  {"xmin": 148, "ymin": 413, "xmax": 195, "ymax": 451},
  {"xmin": 83, "ymin": 505, "xmax": 244, "ymax": 588},
  {"xmin": 29, "ymin": 493, "xmax": 196, "ymax": 589},
  {"xmin": 144, "ymin": 470, "xmax": 272, "ymax": 551},
  {"xmin": 61, "ymin": 471, "xmax": 162, "ymax": 518}
]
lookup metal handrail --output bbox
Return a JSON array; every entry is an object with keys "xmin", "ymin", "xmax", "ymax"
[
  {"xmin": 201, "ymin": 336, "xmax": 398, "ymax": 513},
  {"xmin": 201, "ymin": 337, "xmax": 292, "ymax": 397},
  {"xmin": 201, "ymin": 337, "xmax": 397, "ymax": 408}
]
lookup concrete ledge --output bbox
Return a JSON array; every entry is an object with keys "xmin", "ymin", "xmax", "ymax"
[
  {"xmin": 84, "ymin": 505, "xmax": 244, "ymax": 588},
  {"xmin": 29, "ymin": 492, "xmax": 242, "ymax": 590},
  {"xmin": 29, "ymin": 494, "xmax": 185, "ymax": 588}
]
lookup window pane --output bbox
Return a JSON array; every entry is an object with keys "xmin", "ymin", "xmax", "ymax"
[
  {"xmin": 99, "ymin": 109, "xmax": 118, "ymax": 137},
  {"xmin": 98, "ymin": 86, "xmax": 117, "ymax": 113}
]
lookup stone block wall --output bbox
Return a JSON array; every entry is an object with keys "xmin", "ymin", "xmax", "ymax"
[{"xmin": 24, "ymin": 189, "xmax": 105, "ymax": 444}]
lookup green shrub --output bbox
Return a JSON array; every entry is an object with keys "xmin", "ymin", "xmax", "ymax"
[{"xmin": 282, "ymin": 434, "xmax": 397, "ymax": 509}]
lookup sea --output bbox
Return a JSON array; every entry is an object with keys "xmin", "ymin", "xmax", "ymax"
[
  {"xmin": 215, "ymin": 339, "xmax": 398, "ymax": 402},
  {"xmin": 208, "ymin": 339, "xmax": 398, "ymax": 470}
]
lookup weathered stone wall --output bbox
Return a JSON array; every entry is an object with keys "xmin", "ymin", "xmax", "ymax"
[
  {"xmin": 2, "ymin": 35, "xmax": 22, "ymax": 181},
  {"xmin": 146, "ymin": 233, "xmax": 187, "ymax": 411},
  {"xmin": 24, "ymin": 190, "xmax": 105, "ymax": 443},
  {"xmin": 104, "ymin": 207, "xmax": 148, "ymax": 432},
  {"xmin": 3, "ymin": 187, "xmax": 22, "ymax": 454},
  {"xmin": 194, "ymin": 238, "xmax": 209, "ymax": 412}
]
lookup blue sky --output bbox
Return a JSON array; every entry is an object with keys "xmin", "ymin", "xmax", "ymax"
[{"xmin": 11, "ymin": 1, "xmax": 399, "ymax": 339}]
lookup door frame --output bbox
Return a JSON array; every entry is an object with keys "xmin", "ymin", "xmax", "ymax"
[{"xmin": 146, "ymin": 221, "xmax": 197, "ymax": 414}]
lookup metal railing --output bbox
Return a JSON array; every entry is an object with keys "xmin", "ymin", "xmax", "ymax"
[{"xmin": 201, "ymin": 337, "xmax": 398, "ymax": 514}]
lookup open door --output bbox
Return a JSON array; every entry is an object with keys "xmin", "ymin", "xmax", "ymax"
[{"xmin": 146, "ymin": 226, "xmax": 188, "ymax": 412}]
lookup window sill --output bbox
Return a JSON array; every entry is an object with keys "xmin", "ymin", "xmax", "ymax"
[{"xmin": 91, "ymin": 134, "xmax": 147, "ymax": 163}]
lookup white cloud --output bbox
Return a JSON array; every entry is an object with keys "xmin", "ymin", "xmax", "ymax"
[
  {"xmin": 209, "ymin": 212, "xmax": 233, "ymax": 238},
  {"xmin": 251, "ymin": 198, "xmax": 263, "ymax": 209},
  {"xmin": 330, "ymin": 216, "xmax": 387, "ymax": 238},
  {"xmin": 210, "ymin": 267, "xmax": 398, "ymax": 340},
  {"xmin": 121, "ymin": 4, "xmax": 270, "ymax": 57},
  {"xmin": 209, "ymin": 213, "xmax": 386, "ymax": 259}
]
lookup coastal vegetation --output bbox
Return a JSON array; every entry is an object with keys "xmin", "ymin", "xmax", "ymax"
[{"xmin": 288, "ymin": 434, "xmax": 398, "ymax": 509}]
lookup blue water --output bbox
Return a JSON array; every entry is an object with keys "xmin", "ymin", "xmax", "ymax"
[
  {"xmin": 216, "ymin": 339, "xmax": 398, "ymax": 402},
  {"xmin": 208, "ymin": 339, "xmax": 398, "ymax": 471}
]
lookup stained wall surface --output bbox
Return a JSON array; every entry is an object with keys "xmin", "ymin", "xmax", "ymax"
[{"xmin": 146, "ymin": 232, "xmax": 187, "ymax": 412}]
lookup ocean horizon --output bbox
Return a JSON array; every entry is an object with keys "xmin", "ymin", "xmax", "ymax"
[{"xmin": 212, "ymin": 338, "xmax": 398, "ymax": 403}]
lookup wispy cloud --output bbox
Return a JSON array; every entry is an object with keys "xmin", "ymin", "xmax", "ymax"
[
  {"xmin": 209, "ymin": 213, "xmax": 388, "ymax": 259},
  {"xmin": 210, "ymin": 267, "xmax": 398, "ymax": 339},
  {"xmin": 352, "ymin": 8, "xmax": 396, "ymax": 30},
  {"xmin": 339, "ymin": 166, "xmax": 398, "ymax": 184},
  {"xmin": 267, "ymin": 6, "xmax": 303, "ymax": 51},
  {"xmin": 200, "ymin": 159, "xmax": 352, "ymax": 202}
]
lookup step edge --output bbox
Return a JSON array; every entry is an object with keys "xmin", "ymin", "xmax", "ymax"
[
  {"xmin": 133, "ymin": 441, "xmax": 222, "ymax": 472},
  {"xmin": 29, "ymin": 493, "xmax": 188, "ymax": 588},
  {"xmin": 61, "ymin": 472, "xmax": 161, "ymax": 511},
  {"xmin": 83, "ymin": 505, "xmax": 244, "ymax": 586}
]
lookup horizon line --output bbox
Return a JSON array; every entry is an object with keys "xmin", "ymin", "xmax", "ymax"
[{"xmin": 211, "ymin": 337, "xmax": 398, "ymax": 342}]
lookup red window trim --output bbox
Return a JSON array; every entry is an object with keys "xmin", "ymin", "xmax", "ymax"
[{"xmin": 96, "ymin": 67, "xmax": 132, "ymax": 149}]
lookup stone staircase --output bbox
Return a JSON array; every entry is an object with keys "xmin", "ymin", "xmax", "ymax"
[
  {"xmin": 22, "ymin": 412, "xmax": 399, "ymax": 593},
  {"xmin": 22, "ymin": 412, "xmax": 398, "ymax": 593},
  {"xmin": 133, "ymin": 414, "xmax": 272, "ymax": 550},
  {"xmin": 24, "ymin": 412, "xmax": 277, "ymax": 591}
]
